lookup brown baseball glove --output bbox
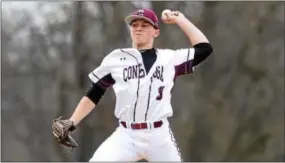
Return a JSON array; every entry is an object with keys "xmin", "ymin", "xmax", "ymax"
[{"xmin": 52, "ymin": 116, "xmax": 78, "ymax": 149}]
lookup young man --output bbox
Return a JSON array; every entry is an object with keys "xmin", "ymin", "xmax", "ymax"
[{"xmin": 53, "ymin": 8, "xmax": 213, "ymax": 161}]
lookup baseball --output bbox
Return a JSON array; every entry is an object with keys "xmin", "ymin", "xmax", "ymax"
[{"xmin": 161, "ymin": 9, "xmax": 171, "ymax": 21}]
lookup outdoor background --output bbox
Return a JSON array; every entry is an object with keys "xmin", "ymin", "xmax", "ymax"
[{"xmin": 1, "ymin": 1, "xmax": 284, "ymax": 162}]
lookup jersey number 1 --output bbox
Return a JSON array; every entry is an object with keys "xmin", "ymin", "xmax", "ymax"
[{"xmin": 156, "ymin": 86, "xmax": 165, "ymax": 100}]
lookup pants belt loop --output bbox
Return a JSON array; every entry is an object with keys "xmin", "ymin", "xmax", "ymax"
[
  {"xmin": 128, "ymin": 122, "xmax": 133, "ymax": 130},
  {"xmin": 127, "ymin": 122, "xmax": 131, "ymax": 129},
  {"xmin": 162, "ymin": 119, "xmax": 168, "ymax": 127}
]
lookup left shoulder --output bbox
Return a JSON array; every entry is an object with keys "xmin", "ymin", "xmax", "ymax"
[
  {"xmin": 157, "ymin": 48, "xmax": 195, "ymax": 56},
  {"xmin": 156, "ymin": 48, "xmax": 175, "ymax": 54},
  {"xmin": 155, "ymin": 48, "xmax": 176, "ymax": 57},
  {"xmin": 156, "ymin": 48, "xmax": 194, "ymax": 54}
]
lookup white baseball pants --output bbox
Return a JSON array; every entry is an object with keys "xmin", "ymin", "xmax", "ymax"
[{"xmin": 89, "ymin": 120, "xmax": 182, "ymax": 161}]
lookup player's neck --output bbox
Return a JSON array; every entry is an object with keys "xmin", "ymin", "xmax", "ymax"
[{"xmin": 132, "ymin": 42, "xmax": 153, "ymax": 50}]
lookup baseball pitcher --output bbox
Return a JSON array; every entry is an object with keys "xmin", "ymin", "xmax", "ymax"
[{"xmin": 52, "ymin": 8, "xmax": 213, "ymax": 161}]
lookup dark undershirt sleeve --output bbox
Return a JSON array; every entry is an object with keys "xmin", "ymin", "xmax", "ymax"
[
  {"xmin": 86, "ymin": 83, "xmax": 106, "ymax": 104},
  {"xmin": 193, "ymin": 43, "xmax": 213, "ymax": 66},
  {"xmin": 86, "ymin": 73, "xmax": 115, "ymax": 105}
]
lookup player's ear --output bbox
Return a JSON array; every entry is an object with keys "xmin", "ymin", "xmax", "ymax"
[{"xmin": 154, "ymin": 29, "xmax": 160, "ymax": 38}]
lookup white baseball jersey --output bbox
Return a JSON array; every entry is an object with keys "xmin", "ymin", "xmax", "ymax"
[{"xmin": 88, "ymin": 48, "xmax": 195, "ymax": 123}]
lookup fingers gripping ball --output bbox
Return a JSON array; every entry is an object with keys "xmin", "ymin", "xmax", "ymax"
[
  {"xmin": 52, "ymin": 116, "xmax": 78, "ymax": 148},
  {"xmin": 161, "ymin": 9, "xmax": 182, "ymax": 24}
]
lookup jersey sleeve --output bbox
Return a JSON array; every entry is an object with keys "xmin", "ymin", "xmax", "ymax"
[
  {"xmin": 88, "ymin": 52, "xmax": 115, "ymax": 89},
  {"xmin": 172, "ymin": 48, "xmax": 195, "ymax": 76}
]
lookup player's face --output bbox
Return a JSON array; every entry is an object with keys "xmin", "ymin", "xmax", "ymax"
[{"xmin": 130, "ymin": 19, "xmax": 159, "ymax": 47}]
